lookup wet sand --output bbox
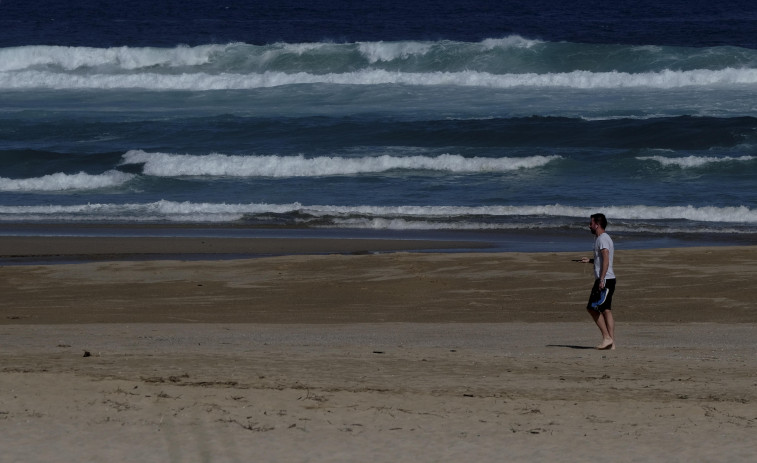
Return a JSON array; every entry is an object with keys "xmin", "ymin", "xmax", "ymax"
[{"xmin": 1, "ymin": 239, "xmax": 756, "ymax": 462}]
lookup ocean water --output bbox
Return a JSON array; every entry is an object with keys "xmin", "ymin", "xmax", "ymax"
[{"xmin": 2, "ymin": 1, "xmax": 757, "ymax": 251}]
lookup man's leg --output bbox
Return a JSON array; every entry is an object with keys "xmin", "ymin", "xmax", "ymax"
[
  {"xmin": 603, "ymin": 309, "xmax": 615, "ymax": 348},
  {"xmin": 587, "ymin": 307, "xmax": 613, "ymax": 349}
]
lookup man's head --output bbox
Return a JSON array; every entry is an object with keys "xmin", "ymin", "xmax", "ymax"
[{"xmin": 590, "ymin": 213, "xmax": 607, "ymax": 235}]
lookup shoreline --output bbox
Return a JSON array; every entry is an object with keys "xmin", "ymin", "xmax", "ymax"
[
  {"xmin": 0, "ymin": 235, "xmax": 491, "ymax": 264},
  {"xmin": 3, "ymin": 243, "xmax": 757, "ymax": 324},
  {"xmin": 1, "ymin": 224, "xmax": 755, "ymax": 264}
]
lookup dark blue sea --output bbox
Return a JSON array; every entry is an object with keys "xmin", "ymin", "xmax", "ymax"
[{"xmin": 2, "ymin": 0, "xmax": 757, "ymax": 251}]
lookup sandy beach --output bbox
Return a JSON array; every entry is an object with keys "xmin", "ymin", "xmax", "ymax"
[{"xmin": 2, "ymin": 239, "xmax": 757, "ymax": 462}]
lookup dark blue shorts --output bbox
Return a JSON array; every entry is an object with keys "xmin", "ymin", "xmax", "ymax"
[{"xmin": 587, "ymin": 278, "xmax": 616, "ymax": 312}]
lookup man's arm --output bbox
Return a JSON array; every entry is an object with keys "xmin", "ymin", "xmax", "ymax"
[{"xmin": 598, "ymin": 248, "xmax": 610, "ymax": 288}]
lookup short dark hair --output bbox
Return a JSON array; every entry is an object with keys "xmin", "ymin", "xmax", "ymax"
[{"xmin": 591, "ymin": 213, "xmax": 608, "ymax": 229}]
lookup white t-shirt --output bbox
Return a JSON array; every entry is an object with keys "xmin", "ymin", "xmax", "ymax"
[{"xmin": 593, "ymin": 232, "xmax": 615, "ymax": 280}]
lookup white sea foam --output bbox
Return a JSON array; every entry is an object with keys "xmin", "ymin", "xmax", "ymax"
[
  {"xmin": 357, "ymin": 41, "xmax": 434, "ymax": 63},
  {"xmin": 0, "ymin": 44, "xmax": 230, "ymax": 72},
  {"xmin": 3, "ymin": 67, "xmax": 757, "ymax": 91},
  {"xmin": 278, "ymin": 42, "xmax": 331, "ymax": 55},
  {"xmin": 328, "ymin": 217, "xmax": 536, "ymax": 230},
  {"xmin": 637, "ymin": 155, "xmax": 757, "ymax": 168},
  {"xmin": 555, "ymin": 204, "xmax": 757, "ymax": 223},
  {"xmin": 120, "ymin": 150, "xmax": 560, "ymax": 177},
  {"xmin": 354, "ymin": 36, "xmax": 540, "ymax": 65},
  {"xmin": 327, "ymin": 218, "xmax": 755, "ymax": 233},
  {"xmin": 0, "ymin": 170, "xmax": 134, "ymax": 192},
  {"xmin": 0, "ymin": 37, "xmax": 541, "ymax": 73},
  {"xmin": 1, "ymin": 201, "xmax": 755, "ymax": 227},
  {"xmin": 480, "ymin": 36, "xmax": 543, "ymax": 50},
  {"xmin": 308, "ymin": 204, "xmax": 757, "ymax": 224},
  {"xmin": 0, "ymin": 200, "xmax": 287, "ymax": 222}
]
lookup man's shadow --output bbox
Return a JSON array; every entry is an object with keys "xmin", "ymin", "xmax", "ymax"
[{"xmin": 546, "ymin": 344, "xmax": 595, "ymax": 350}]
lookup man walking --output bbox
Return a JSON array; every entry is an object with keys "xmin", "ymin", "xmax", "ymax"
[{"xmin": 580, "ymin": 213, "xmax": 616, "ymax": 350}]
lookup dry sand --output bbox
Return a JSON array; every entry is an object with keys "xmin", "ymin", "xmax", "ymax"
[{"xmin": 1, "ymin": 239, "xmax": 756, "ymax": 462}]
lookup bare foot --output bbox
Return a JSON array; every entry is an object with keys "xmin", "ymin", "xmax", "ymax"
[{"xmin": 596, "ymin": 339, "xmax": 614, "ymax": 350}]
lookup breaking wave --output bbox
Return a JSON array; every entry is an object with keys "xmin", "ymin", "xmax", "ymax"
[
  {"xmin": 4, "ymin": 68, "xmax": 757, "ymax": 91},
  {"xmin": 0, "ymin": 170, "xmax": 134, "ymax": 192},
  {"xmin": 120, "ymin": 150, "xmax": 560, "ymax": 177},
  {"xmin": 637, "ymin": 155, "xmax": 757, "ymax": 168},
  {"xmin": 2, "ymin": 37, "xmax": 756, "ymax": 90}
]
